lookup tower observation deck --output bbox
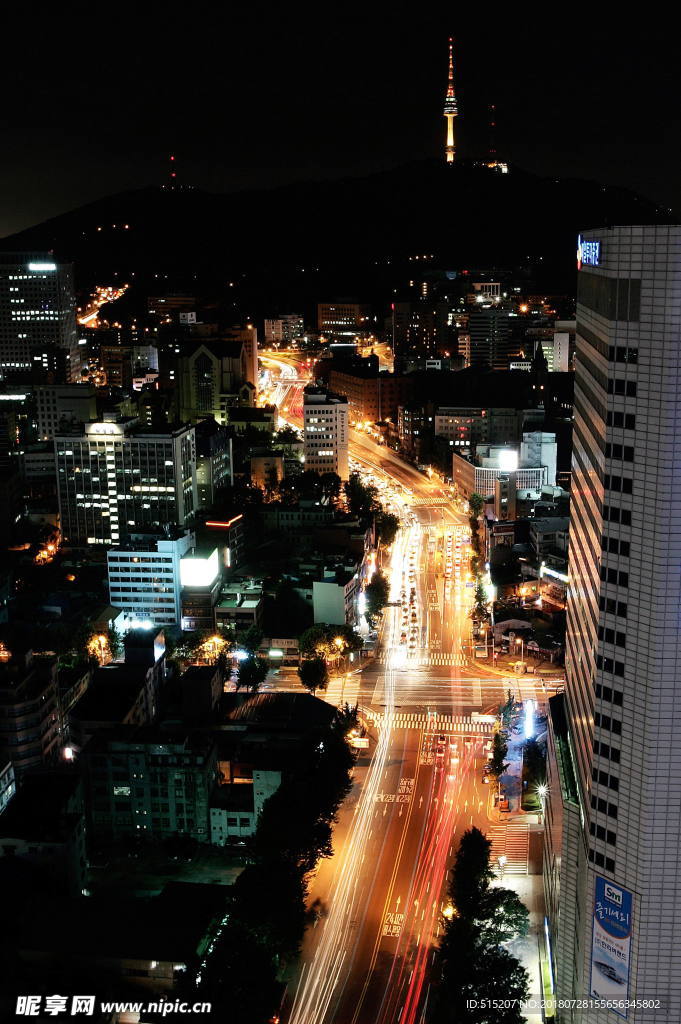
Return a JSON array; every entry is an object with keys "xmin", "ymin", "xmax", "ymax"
[{"xmin": 444, "ymin": 37, "xmax": 458, "ymax": 163}]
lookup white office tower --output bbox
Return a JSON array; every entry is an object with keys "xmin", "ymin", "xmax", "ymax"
[
  {"xmin": 0, "ymin": 253, "xmax": 79, "ymax": 380},
  {"xmin": 520, "ymin": 430, "xmax": 557, "ymax": 486},
  {"xmin": 303, "ymin": 386, "xmax": 349, "ymax": 481},
  {"xmin": 56, "ymin": 414, "xmax": 197, "ymax": 545},
  {"xmin": 546, "ymin": 225, "xmax": 681, "ymax": 1021},
  {"xmin": 107, "ymin": 530, "xmax": 194, "ymax": 628}
]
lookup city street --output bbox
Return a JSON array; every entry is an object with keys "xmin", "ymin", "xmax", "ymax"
[{"xmin": 262, "ymin": 352, "xmax": 554, "ymax": 1023}]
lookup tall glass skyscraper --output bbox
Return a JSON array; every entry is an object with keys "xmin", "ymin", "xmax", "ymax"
[
  {"xmin": 0, "ymin": 252, "xmax": 79, "ymax": 381},
  {"xmin": 547, "ymin": 225, "xmax": 681, "ymax": 1020}
]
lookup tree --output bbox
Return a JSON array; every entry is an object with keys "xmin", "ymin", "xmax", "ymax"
[
  {"xmin": 432, "ymin": 826, "xmax": 530, "ymax": 1023},
  {"xmin": 107, "ymin": 624, "xmax": 122, "ymax": 661},
  {"xmin": 236, "ymin": 655, "xmax": 268, "ymax": 692},
  {"xmin": 299, "ymin": 623, "xmax": 362, "ymax": 660},
  {"xmin": 299, "ymin": 624, "xmax": 335, "ymax": 660},
  {"xmin": 297, "ymin": 469, "xmax": 323, "ymax": 501},
  {"xmin": 298, "ymin": 657, "xmax": 329, "ymax": 695},
  {"xmin": 364, "ymin": 571, "xmax": 389, "ymax": 623},
  {"xmin": 174, "ymin": 629, "xmax": 211, "ymax": 664},
  {"xmin": 377, "ymin": 511, "xmax": 400, "ymax": 547},
  {"xmin": 451, "ymin": 827, "xmax": 494, "ymax": 919},
  {"xmin": 274, "ymin": 425, "xmax": 301, "ymax": 452},
  {"xmin": 345, "ymin": 472, "xmax": 380, "ymax": 520},
  {"xmin": 468, "ymin": 492, "xmax": 484, "ymax": 517},
  {"xmin": 499, "ymin": 690, "xmax": 518, "ymax": 730},
  {"xmin": 236, "ymin": 625, "xmax": 263, "ymax": 656},
  {"xmin": 522, "ymin": 737, "xmax": 546, "ymax": 788},
  {"xmin": 333, "ymin": 702, "xmax": 360, "ymax": 736},
  {"xmin": 320, "ymin": 472, "xmax": 342, "ymax": 506},
  {"xmin": 230, "ymin": 861, "xmax": 307, "ymax": 961},
  {"xmin": 271, "ymin": 578, "xmax": 313, "ymax": 635},
  {"xmin": 478, "ymin": 886, "xmax": 530, "ymax": 946},
  {"xmin": 489, "ymin": 731, "xmax": 509, "ymax": 779}
]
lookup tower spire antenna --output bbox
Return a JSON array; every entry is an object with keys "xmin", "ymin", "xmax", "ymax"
[{"xmin": 443, "ymin": 36, "xmax": 458, "ymax": 164}]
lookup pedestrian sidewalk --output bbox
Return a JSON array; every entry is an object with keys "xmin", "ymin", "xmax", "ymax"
[
  {"xmin": 494, "ymin": 871, "xmax": 545, "ymax": 1024},
  {"xmin": 487, "ymin": 722, "xmax": 529, "ymax": 823},
  {"xmin": 486, "ymin": 726, "xmax": 551, "ymax": 1022}
]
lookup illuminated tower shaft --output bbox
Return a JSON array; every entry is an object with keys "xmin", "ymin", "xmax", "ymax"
[{"xmin": 444, "ymin": 37, "xmax": 458, "ymax": 163}]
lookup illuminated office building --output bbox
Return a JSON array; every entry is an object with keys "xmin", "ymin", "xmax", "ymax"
[
  {"xmin": 56, "ymin": 414, "xmax": 197, "ymax": 545},
  {"xmin": 0, "ymin": 253, "xmax": 79, "ymax": 381},
  {"xmin": 546, "ymin": 225, "xmax": 681, "ymax": 1020}
]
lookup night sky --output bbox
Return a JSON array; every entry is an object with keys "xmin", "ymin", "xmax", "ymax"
[{"xmin": 1, "ymin": 10, "xmax": 677, "ymax": 237}]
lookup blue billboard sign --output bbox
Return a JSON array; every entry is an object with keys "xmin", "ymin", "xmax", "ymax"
[
  {"xmin": 590, "ymin": 876, "xmax": 634, "ymax": 1016},
  {"xmin": 577, "ymin": 235, "xmax": 601, "ymax": 269}
]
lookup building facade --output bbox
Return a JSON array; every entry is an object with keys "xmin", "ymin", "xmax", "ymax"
[
  {"xmin": 0, "ymin": 253, "xmax": 79, "ymax": 381},
  {"xmin": 176, "ymin": 341, "xmax": 249, "ymax": 424},
  {"xmin": 303, "ymin": 386, "xmax": 349, "ymax": 480},
  {"xmin": 0, "ymin": 649, "xmax": 60, "ymax": 778},
  {"xmin": 549, "ymin": 225, "xmax": 681, "ymax": 1020},
  {"xmin": 56, "ymin": 416, "xmax": 197, "ymax": 545},
  {"xmin": 85, "ymin": 729, "xmax": 217, "ymax": 843},
  {"xmin": 33, "ymin": 383, "xmax": 97, "ymax": 439},
  {"xmin": 107, "ymin": 531, "xmax": 195, "ymax": 628}
]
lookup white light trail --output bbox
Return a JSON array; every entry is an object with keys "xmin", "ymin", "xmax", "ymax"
[{"xmin": 287, "ymin": 530, "xmax": 410, "ymax": 1024}]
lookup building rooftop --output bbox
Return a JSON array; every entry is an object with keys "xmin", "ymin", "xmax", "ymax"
[
  {"xmin": 18, "ymin": 882, "xmax": 228, "ymax": 963},
  {"xmin": 70, "ymin": 666, "xmax": 147, "ymax": 723},
  {"xmin": 84, "ymin": 724, "xmax": 215, "ymax": 758},
  {"xmin": 228, "ymin": 406, "xmax": 275, "ymax": 422},
  {"xmin": 223, "ymin": 691, "xmax": 336, "ymax": 731},
  {"xmin": 530, "ymin": 517, "xmax": 570, "ymax": 533},
  {"xmin": 0, "ymin": 770, "xmax": 81, "ymax": 843},
  {"xmin": 210, "ymin": 784, "xmax": 254, "ymax": 813}
]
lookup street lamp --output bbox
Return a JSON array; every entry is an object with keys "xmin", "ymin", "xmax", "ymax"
[{"xmin": 536, "ymin": 782, "xmax": 548, "ymax": 822}]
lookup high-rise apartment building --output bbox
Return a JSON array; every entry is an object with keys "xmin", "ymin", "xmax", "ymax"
[
  {"xmin": 0, "ymin": 253, "xmax": 79, "ymax": 381},
  {"xmin": 546, "ymin": 225, "xmax": 681, "ymax": 1020},
  {"xmin": 303, "ymin": 386, "xmax": 349, "ymax": 480},
  {"xmin": 55, "ymin": 414, "xmax": 197, "ymax": 545}
]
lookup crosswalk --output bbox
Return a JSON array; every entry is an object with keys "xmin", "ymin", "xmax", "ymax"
[
  {"xmin": 378, "ymin": 651, "xmax": 468, "ymax": 667},
  {"xmin": 364, "ymin": 711, "xmax": 494, "ymax": 733},
  {"xmin": 408, "ymin": 497, "xmax": 450, "ymax": 507},
  {"xmin": 487, "ymin": 821, "xmax": 530, "ymax": 875}
]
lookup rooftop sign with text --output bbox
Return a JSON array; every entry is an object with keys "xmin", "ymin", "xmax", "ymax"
[{"xmin": 577, "ymin": 235, "xmax": 601, "ymax": 270}]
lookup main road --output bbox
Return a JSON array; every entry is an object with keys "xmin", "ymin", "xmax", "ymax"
[{"xmin": 260, "ymin": 351, "xmax": 555, "ymax": 1023}]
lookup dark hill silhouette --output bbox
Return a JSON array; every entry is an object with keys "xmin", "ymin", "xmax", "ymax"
[{"xmin": 2, "ymin": 160, "xmax": 674, "ymax": 307}]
